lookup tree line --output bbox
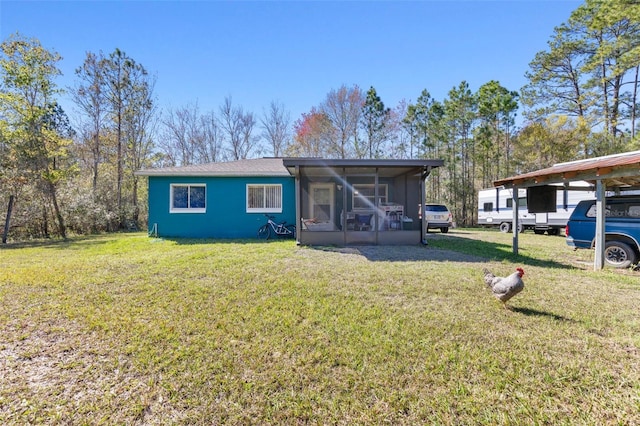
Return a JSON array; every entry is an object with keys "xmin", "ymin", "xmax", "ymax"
[{"xmin": 1, "ymin": 0, "xmax": 639, "ymax": 240}]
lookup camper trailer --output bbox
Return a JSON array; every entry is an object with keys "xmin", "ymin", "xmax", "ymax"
[{"xmin": 477, "ymin": 182, "xmax": 595, "ymax": 235}]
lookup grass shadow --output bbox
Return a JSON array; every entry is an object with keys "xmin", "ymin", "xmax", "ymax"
[
  {"xmin": 309, "ymin": 244, "xmax": 491, "ymax": 263},
  {"xmin": 423, "ymin": 232, "xmax": 577, "ymax": 270},
  {"xmin": 512, "ymin": 307, "xmax": 578, "ymax": 323},
  {"xmin": 0, "ymin": 233, "xmax": 122, "ymax": 251},
  {"xmin": 308, "ymin": 236, "xmax": 573, "ymax": 270},
  {"xmin": 15, "ymin": 230, "xmax": 576, "ymax": 272},
  {"xmin": 161, "ymin": 237, "xmax": 263, "ymax": 245}
]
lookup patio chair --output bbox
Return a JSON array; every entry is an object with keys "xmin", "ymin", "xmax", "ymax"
[{"xmin": 354, "ymin": 214, "xmax": 372, "ymax": 231}]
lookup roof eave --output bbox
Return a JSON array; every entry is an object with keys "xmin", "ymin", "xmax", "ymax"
[
  {"xmin": 282, "ymin": 158, "xmax": 444, "ymax": 168},
  {"xmin": 135, "ymin": 171, "xmax": 291, "ymax": 177}
]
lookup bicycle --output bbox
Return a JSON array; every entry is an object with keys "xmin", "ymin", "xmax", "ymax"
[{"xmin": 257, "ymin": 214, "xmax": 296, "ymax": 240}]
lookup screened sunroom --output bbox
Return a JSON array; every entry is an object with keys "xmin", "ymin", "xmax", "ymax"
[{"xmin": 282, "ymin": 158, "xmax": 444, "ymax": 245}]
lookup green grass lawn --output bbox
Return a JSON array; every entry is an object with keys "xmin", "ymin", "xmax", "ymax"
[{"xmin": 1, "ymin": 229, "xmax": 639, "ymax": 425}]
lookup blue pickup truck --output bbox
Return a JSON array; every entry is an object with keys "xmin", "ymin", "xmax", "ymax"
[{"xmin": 565, "ymin": 196, "xmax": 640, "ymax": 268}]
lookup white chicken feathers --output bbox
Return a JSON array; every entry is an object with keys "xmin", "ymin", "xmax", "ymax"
[{"xmin": 483, "ymin": 267, "xmax": 525, "ymax": 308}]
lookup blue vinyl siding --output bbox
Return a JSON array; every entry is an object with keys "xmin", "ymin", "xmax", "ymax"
[{"xmin": 148, "ymin": 176, "xmax": 295, "ymax": 238}]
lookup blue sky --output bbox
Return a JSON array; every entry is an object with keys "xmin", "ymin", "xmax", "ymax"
[{"xmin": 1, "ymin": 1, "xmax": 582, "ymax": 126}]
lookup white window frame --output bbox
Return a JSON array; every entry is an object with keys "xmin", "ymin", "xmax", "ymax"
[
  {"xmin": 506, "ymin": 197, "xmax": 527, "ymax": 209},
  {"xmin": 170, "ymin": 184, "xmax": 206, "ymax": 213},
  {"xmin": 246, "ymin": 184, "xmax": 283, "ymax": 213},
  {"xmin": 352, "ymin": 184, "xmax": 388, "ymax": 210}
]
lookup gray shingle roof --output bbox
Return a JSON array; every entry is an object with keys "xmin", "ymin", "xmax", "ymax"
[{"xmin": 136, "ymin": 158, "xmax": 290, "ymax": 177}]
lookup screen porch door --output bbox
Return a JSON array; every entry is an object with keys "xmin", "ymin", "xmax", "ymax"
[{"xmin": 309, "ymin": 183, "xmax": 334, "ymax": 223}]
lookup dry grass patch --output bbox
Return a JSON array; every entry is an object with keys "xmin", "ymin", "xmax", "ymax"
[{"xmin": 1, "ymin": 230, "xmax": 639, "ymax": 424}]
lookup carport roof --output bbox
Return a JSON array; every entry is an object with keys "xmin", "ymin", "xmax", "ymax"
[{"xmin": 493, "ymin": 150, "xmax": 640, "ymax": 190}]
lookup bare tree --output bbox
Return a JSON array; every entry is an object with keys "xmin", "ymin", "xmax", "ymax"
[
  {"xmin": 240, "ymin": 111, "xmax": 258, "ymax": 159},
  {"xmin": 261, "ymin": 101, "xmax": 291, "ymax": 157},
  {"xmin": 160, "ymin": 103, "xmax": 224, "ymax": 166},
  {"xmin": 321, "ymin": 85, "xmax": 364, "ymax": 158},
  {"xmin": 160, "ymin": 104, "xmax": 199, "ymax": 166},
  {"xmin": 219, "ymin": 96, "xmax": 259, "ymax": 160},
  {"xmin": 198, "ymin": 111, "xmax": 222, "ymax": 163}
]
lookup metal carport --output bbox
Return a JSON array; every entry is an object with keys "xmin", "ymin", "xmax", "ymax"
[{"xmin": 493, "ymin": 150, "xmax": 640, "ymax": 270}]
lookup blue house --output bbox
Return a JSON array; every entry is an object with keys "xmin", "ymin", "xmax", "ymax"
[
  {"xmin": 137, "ymin": 158, "xmax": 295, "ymax": 239},
  {"xmin": 137, "ymin": 157, "xmax": 443, "ymax": 245}
]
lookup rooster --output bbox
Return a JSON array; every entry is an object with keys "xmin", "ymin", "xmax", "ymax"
[{"xmin": 483, "ymin": 267, "xmax": 525, "ymax": 309}]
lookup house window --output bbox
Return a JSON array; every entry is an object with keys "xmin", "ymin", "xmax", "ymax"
[
  {"xmin": 353, "ymin": 184, "xmax": 388, "ymax": 209},
  {"xmin": 247, "ymin": 184, "xmax": 282, "ymax": 213},
  {"xmin": 170, "ymin": 184, "xmax": 206, "ymax": 213}
]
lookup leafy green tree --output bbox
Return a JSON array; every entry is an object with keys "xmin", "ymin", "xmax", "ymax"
[
  {"xmin": 573, "ymin": 0, "xmax": 640, "ymax": 138},
  {"xmin": 522, "ymin": 0, "xmax": 640, "ymax": 149},
  {"xmin": 360, "ymin": 86, "xmax": 390, "ymax": 158},
  {"xmin": 412, "ymin": 90, "xmax": 433, "ymax": 157},
  {"xmin": 521, "ymin": 29, "xmax": 592, "ymax": 123},
  {"xmin": 513, "ymin": 116, "xmax": 587, "ymax": 172},
  {"xmin": 443, "ymin": 82, "xmax": 477, "ymax": 226},
  {"xmin": 71, "ymin": 51, "xmax": 108, "ymax": 195},
  {"xmin": 401, "ymin": 104, "xmax": 419, "ymax": 158},
  {"xmin": 103, "ymin": 49, "xmax": 131, "ymax": 225},
  {"xmin": 476, "ymin": 80, "xmax": 519, "ymax": 186},
  {"xmin": 106, "ymin": 49, "xmax": 153, "ymax": 227},
  {"xmin": 407, "ymin": 90, "xmax": 446, "ymax": 195},
  {"xmin": 73, "ymin": 48, "xmax": 156, "ymax": 229},
  {"xmin": 403, "ymin": 90, "xmax": 446, "ymax": 163},
  {"xmin": 0, "ymin": 33, "xmax": 74, "ymax": 239}
]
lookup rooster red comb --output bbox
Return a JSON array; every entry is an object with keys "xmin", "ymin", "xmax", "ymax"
[{"xmin": 516, "ymin": 267, "xmax": 525, "ymax": 276}]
